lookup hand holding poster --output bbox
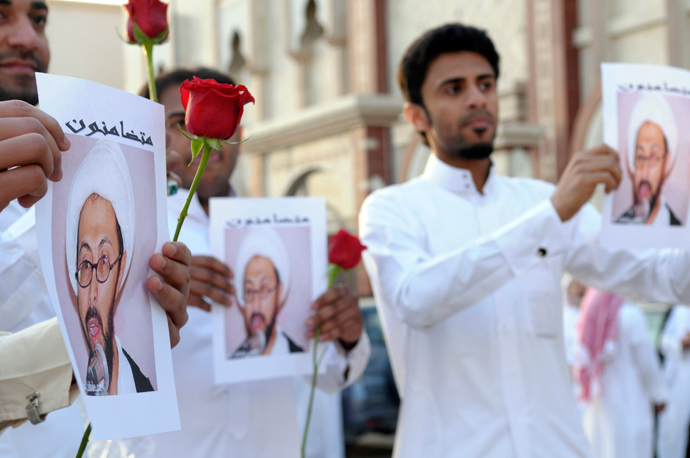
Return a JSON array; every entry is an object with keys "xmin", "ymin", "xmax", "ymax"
[
  {"xmin": 209, "ymin": 197, "xmax": 327, "ymax": 383},
  {"xmin": 601, "ymin": 63, "xmax": 690, "ymax": 248},
  {"xmin": 34, "ymin": 74, "xmax": 179, "ymax": 439}
]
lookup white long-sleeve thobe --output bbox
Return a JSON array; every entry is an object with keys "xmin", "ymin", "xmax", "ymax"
[
  {"xmin": 147, "ymin": 188, "xmax": 370, "ymax": 458},
  {"xmin": 0, "ymin": 203, "xmax": 86, "ymax": 458},
  {"xmin": 359, "ymin": 154, "xmax": 690, "ymax": 458},
  {"xmin": 657, "ymin": 305, "xmax": 690, "ymax": 458},
  {"xmin": 583, "ymin": 303, "xmax": 666, "ymax": 458}
]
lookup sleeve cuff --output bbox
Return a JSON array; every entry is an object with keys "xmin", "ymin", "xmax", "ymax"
[{"xmin": 493, "ymin": 199, "xmax": 571, "ymax": 276}]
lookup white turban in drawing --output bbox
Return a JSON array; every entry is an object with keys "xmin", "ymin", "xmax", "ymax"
[
  {"xmin": 627, "ymin": 93, "xmax": 677, "ymax": 175},
  {"xmin": 236, "ymin": 226, "xmax": 290, "ymax": 306},
  {"xmin": 65, "ymin": 139, "xmax": 135, "ymax": 295}
]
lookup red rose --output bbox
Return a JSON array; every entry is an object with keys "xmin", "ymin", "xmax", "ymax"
[
  {"xmin": 180, "ymin": 77, "xmax": 255, "ymax": 140},
  {"xmin": 125, "ymin": 0, "xmax": 169, "ymax": 43},
  {"xmin": 328, "ymin": 230, "xmax": 367, "ymax": 270}
]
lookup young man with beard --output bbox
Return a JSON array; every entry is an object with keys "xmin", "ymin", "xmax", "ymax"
[
  {"xmin": 0, "ymin": 0, "xmax": 192, "ymax": 455},
  {"xmin": 142, "ymin": 68, "xmax": 370, "ymax": 458},
  {"xmin": 359, "ymin": 23, "xmax": 690, "ymax": 458},
  {"xmin": 615, "ymin": 93, "xmax": 681, "ymax": 225}
]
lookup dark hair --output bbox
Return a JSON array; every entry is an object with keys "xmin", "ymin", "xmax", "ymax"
[
  {"xmin": 139, "ymin": 67, "xmax": 237, "ymax": 99},
  {"xmin": 398, "ymin": 23, "xmax": 500, "ymax": 107}
]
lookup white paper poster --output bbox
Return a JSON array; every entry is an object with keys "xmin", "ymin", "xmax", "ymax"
[
  {"xmin": 209, "ymin": 197, "xmax": 327, "ymax": 384},
  {"xmin": 601, "ymin": 63, "xmax": 690, "ymax": 249},
  {"xmin": 34, "ymin": 73, "xmax": 180, "ymax": 439}
]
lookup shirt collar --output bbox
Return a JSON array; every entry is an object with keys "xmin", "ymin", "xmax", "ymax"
[{"xmin": 421, "ymin": 153, "xmax": 494, "ymax": 196}]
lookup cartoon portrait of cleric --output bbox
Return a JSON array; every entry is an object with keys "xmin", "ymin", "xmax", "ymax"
[
  {"xmin": 615, "ymin": 93, "xmax": 683, "ymax": 226},
  {"xmin": 231, "ymin": 226, "xmax": 305, "ymax": 358},
  {"xmin": 65, "ymin": 139, "xmax": 155, "ymax": 395}
]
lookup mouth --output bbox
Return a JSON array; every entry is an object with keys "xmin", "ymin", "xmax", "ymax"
[
  {"xmin": 638, "ymin": 181, "xmax": 652, "ymax": 200},
  {"xmin": 0, "ymin": 59, "xmax": 37, "ymax": 76},
  {"xmin": 250, "ymin": 313, "xmax": 266, "ymax": 332},
  {"xmin": 87, "ymin": 317, "xmax": 101, "ymax": 344}
]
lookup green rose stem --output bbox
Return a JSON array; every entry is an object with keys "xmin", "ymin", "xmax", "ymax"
[
  {"xmin": 301, "ymin": 264, "xmax": 341, "ymax": 458},
  {"xmin": 143, "ymin": 40, "xmax": 158, "ymax": 102},
  {"xmin": 173, "ymin": 141, "xmax": 211, "ymax": 241},
  {"xmin": 76, "ymin": 423, "xmax": 91, "ymax": 458}
]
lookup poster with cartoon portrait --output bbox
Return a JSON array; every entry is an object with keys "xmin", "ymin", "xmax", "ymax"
[
  {"xmin": 601, "ymin": 63, "xmax": 690, "ymax": 249},
  {"xmin": 35, "ymin": 74, "xmax": 179, "ymax": 439},
  {"xmin": 209, "ymin": 197, "xmax": 327, "ymax": 383}
]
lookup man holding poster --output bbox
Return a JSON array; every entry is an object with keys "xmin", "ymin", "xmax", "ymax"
[
  {"xmin": 360, "ymin": 23, "xmax": 690, "ymax": 458},
  {"xmin": 615, "ymin": 93, "xmax": 682, "ymax": 226},
  {"xmin": 147, "ymin": 68, "xmax": 369, "ymax": 458}
]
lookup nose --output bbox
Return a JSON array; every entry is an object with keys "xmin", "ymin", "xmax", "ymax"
[
  {"xmin": 6, "ymin": 16, "xmax": 39, "ymax": 51},
  {"xmin": 466, "ymin": 83, "xmax": 487, "ymax": 109},
  {"xmin": 88, "ymin": 270, "xmax": 99, "ymax": 307}
]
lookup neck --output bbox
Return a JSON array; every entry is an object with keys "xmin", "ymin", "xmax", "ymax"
[
  {"xmin": 435, "ymin": 151, "xmax": 492, "ymax": 193},
  {"xmin": 108, "ymin": 339, "xmax": 119, "ymax": 395}
]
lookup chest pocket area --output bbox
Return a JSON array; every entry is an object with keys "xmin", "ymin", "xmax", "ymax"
[{"xmin": 521, "ymin": 268, "xmax": 561, "ymax": 339}]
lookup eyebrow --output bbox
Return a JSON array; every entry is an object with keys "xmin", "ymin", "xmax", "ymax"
[
  {"xmin": 78, "ymin": 237, "xmax": 113, "ymax": 254},
  {"xmin": 167, "ymin": 111, "xmax": 185, "ymax": 121},
  {"xmin": 32, "ymin": 1, "xmax": 48, "ymax": 11},
  {"xmin": 0, "ymin": 1, "xmax": 11, "ymax": 6}
]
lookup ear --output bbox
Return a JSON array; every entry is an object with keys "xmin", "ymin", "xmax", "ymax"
[{"xmin": 403, "ymin": 102, "xmax": 430, "ymax": 134}]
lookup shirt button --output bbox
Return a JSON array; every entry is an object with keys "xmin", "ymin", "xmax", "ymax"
[{"xmin": 537, "ymin": 247, "xmax": 547, "ymax": 257}]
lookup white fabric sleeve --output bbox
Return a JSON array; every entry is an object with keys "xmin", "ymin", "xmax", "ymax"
[
  {"xmin": 565, "ymin": 205, "xmax": 690, "ymax": 305},
  {"xmin": 360, "ymin": 193, "xmax": 570, "ymax": 329},
  {"xmin": 0, "ymin": 318, "xmax": 78, "ymax": 434},
  {"xmin": 0, "ymin": 208, "xmax": 47, "ymax": 331},
  {"xmin": 626, "ymin": 307, "xmax": 668, "ymax": 404},
  {"xmin": 312, "ymin": 332, "xmax": 371, "ymax": 393}
]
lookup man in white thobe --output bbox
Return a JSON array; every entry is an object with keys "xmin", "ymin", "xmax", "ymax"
[
  {"xmin": 359, "ymin": 23, "xmax": 690, "ymax": 458},
  {"xmin": 658, "ymin": 305, "xmax": 690, "ymax": 458},
  {"xmin": 576, "ymin": 292, "xmax": 667, "ymax": 458},
  {"xmin": 143, "ymin": 68, "xmax": 370, "ymax": 458}
]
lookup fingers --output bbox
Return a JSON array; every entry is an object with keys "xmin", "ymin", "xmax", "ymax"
[
  {"xmin": 0, "ymin": 129, "xmax": 58, "ymax": 181},
  {"xmin": 189, "ymin": 278, "xmax": 233, "ymax": 306},
  {"xmin": 186, "ymin": 293, "xmax": 212, "ymax": 312},
  {"xmin": 0, "ymin": 165, "xmax": 49, "ymax": 209},
  {"xmin": 189, "ymin": 256, "xmax": 234, "ymax": 306},
  {"xmin": 147, "ymin": 242, "xmax": 192, "ymax": 346},
  {"xmin": 192, "ymin": 255, "xmax": 234, "ymax": 279},
  {"xmin": 0, "ymin": 100, "xmax": 70, "ymax": 150},
  {"xmin": 167, "ymin": 314, "xmax": 181, "ymax": 348},
  {"xmin": 310, "ymin": 284, "xmax": 349, "ymax": 311},
  {"xmin": 306, "ymin": 284, "xmax": 362, "ymax": 343},
  {"xmin": 146, "ymin": 275, "xmax": 188, "ymax": 348},
  {"xmin": 0, "ymin": 101, "xmax": 71, "ymax": 183},
  {"xmin": 315, "ymin": 307, "xmax": 363, "ymax": 341}
]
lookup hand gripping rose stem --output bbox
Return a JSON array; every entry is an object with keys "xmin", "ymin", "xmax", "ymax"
[{"xmin": 301, "ymin": 264, "xmax": 341, "ymax": 457}]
